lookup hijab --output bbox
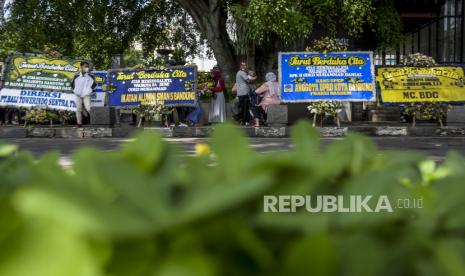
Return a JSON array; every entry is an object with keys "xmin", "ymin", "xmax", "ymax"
[
  {"xmin": 266, "ymin": 72, "xmax": 279, "ymax": 96},
  {"xmin": 211, "ymin": 67, "xmax": 222, "ymax": 82}
]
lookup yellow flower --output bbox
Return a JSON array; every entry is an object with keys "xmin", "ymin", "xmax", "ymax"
[{"xmin": 195, "ymin": 143, "xmax": 211, "ymax": 156}]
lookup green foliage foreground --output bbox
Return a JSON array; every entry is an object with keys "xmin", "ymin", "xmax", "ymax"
[{"xmin": 1, "ymin": 121, "xmax": 465, "ymax": 276}]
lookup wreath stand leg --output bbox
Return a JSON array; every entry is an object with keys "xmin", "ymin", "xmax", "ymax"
[
  {"xmin": 312, "ymin": 114, "xmax": 317, "ymax": 127},
  {"xmin": 137, "ymin": 115, "xmax": 143, "ymax": 128},
  {"xmin": 336, "ymin": 115, "xmax": 341, "ymax": 127},
  {"xmin": 412, "ymin": 114, "xmax": 416, "ymax": 128}
]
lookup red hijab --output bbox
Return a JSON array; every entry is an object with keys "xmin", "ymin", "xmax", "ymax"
[
  {"xmin": 211, "ymin": 67, "xmax": 222, "ymax": 81},
  {"xmin": 210, "ymin": 67, "xmax": 225, "ymax": 92}
]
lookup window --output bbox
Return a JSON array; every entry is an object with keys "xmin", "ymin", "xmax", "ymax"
[
  {"xmin": 375, "ymin": 52, "xmax": 383, "ymax": 66},
  {"xmin": 385, "ymin": 49, "xmax": 397, "ymax": 65},
  {"xmin": 398, "ymin": 0, "xmax": 464, "ymax": 64}
]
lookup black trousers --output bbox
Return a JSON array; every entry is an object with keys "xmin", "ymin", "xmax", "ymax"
[
  {"xmin": 238, "ymin": 95, "xmax": 251, "ymax": 124},
  {"xmin": 0, "ymin": 108, "xmax": 14, "ymax": 124},
  {"xmin": 176, "ymin": 107, "xmax": 188, "ymax": 123}
]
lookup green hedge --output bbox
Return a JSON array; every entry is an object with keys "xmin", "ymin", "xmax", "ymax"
[{"xmin": 1, "ymin": 121, "xmax": 465, "ymax": 276}]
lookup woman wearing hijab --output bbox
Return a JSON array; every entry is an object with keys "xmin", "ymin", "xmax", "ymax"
[
  {"xmin": 208, "ymin": 67, "xmax": 227, "ymax": 123},
  {"xmin": 254, "ymin": 72, "xmax": 281, "ymax": 126}
]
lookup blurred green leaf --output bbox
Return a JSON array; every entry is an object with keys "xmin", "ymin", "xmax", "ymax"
[
  {"xmin": 291, "ymin": 120, "xmax": 320, "ymax": 160},
  {"xmin": 0, "ymin": 144, "xmax": 18, "ymax": 157},
  {"xmin": 0, "ymin": 126, "xmax": 463, "ymax": 276},
  {"xmin": 283, "ymin": 233, "xmax": 336, "ymax": 276},
  {"xmin": 435, "ymin": 239, "xmax": 465, "ymax": 276}
]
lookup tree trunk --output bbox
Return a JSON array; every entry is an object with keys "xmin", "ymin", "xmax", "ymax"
[
  {"xmin": 253, "ymin": 38, "xmax": 279, "ymax": 78},
  {"xmin": 0, "ymin": 0, "xmax": 4, "ymax": 22},
  {"xmin": 175, "ymin": 0, "xmax": 278, "ymax": 81},
  {"xmin": 175, "ymin": 0, "xmax": 238, "ymax": 82}
]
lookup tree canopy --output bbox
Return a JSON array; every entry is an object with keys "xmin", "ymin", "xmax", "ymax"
[
  {"xmin": 0, "ymin": 0, "xmax": 207, "ymax": 69},
  {"xmin": 0, "ymin": 0, "xmax": 402, "ymax": 79}
]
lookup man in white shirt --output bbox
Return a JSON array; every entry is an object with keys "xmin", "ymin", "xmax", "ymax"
[
  {"xmin": 71, "ymin": 61, "xmax": 97, "ymax": 128},
  {"xmin": 235, "ymin": 62, "xmax": 251, "ymax": 125}
]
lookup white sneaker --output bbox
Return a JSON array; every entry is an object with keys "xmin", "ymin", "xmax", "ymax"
[
  {"xmin": 170, "ymin": 123, "xmax": 175, "ymax": 127},
  {"xmin": 178, "ymin": 123, "xmax": 188, "ymax": 127}
]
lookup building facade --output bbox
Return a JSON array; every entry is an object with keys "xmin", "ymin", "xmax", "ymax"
[{"xmin": 376, "ymin": 0, "xmax": 464, "ymax": 65}]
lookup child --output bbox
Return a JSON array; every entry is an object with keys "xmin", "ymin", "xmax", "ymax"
[{"xmin": 187, "ymin": 84, "xmax": 205, "ymax": 126}]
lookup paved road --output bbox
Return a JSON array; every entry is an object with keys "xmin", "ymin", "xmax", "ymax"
[{"xmin": 1, "ymin": 137, "xmax": 465, "ymax": 164}]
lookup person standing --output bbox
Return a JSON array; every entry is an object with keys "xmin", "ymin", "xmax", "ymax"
[
  {"xmin": 235, "ymin": 62, "xmax": 251, "ymax": 125},
  {"xmin": 208, "ymin": 67, "xmax": 226, "ymax": 123},
  {"xmin": 71, "ymin": 61, "xmax": 97, "ymax": 128},
  {"xmin": 0, "ymin": 108, "xmax": 13, "ymax": 126}
]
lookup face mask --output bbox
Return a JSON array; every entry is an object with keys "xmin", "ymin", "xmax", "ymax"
[{"xmin": 83, "ymin": 67, "xmax": 90, "ymax": 73}]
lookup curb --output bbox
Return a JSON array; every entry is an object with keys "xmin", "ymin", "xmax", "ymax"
[
  {"xmin": 0, "ymin": 128, "xmax": 28, "ymax": 138},
  {"xmin": 1, "ymin": 125, "xmax": 465, "ymax": 139}
]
